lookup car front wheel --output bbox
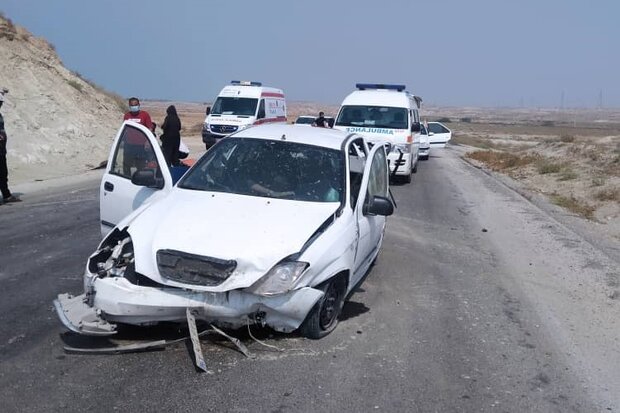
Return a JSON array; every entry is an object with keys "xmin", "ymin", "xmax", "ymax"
[{"xmin": 299, "ymin": 274, "xmax": 347, "ymax": 339}]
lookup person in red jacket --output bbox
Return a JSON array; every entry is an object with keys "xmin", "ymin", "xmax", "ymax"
[{"xmin": 122, "ymin": 97, "xmax": 153, "ymax": 176}]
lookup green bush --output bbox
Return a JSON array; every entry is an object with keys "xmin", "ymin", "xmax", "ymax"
[
  {"xmin": 537, "ymin": 161, "xmax": 562, "ymax": 174},
  {"xmin": 67, "ymin": 79, "xmax": 83, "ymax": 93}
]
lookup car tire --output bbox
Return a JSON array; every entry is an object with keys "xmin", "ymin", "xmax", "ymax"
[
  {"xmin": 412, "ymin": 158, "xmax": 418, "ymax": 173},
  {"xmin": 420, "ymin": 155, "xmax": 429, "ymax": 161},
  {"xmin": 299, "ymin": 274, "xmax": 347, "ymax": 339}
]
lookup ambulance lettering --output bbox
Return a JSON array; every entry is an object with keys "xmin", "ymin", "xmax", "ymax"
[{"xmin": 345, "ymin": 127, "xmax": 395, "ymax": 135}]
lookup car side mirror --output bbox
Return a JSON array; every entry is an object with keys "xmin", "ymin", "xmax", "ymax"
[
  {"xmin": 131, "ymin": 169, "xmax": 164, "ymax": 189},
  {"xmin": 411, "ymin": 122, "xmax": 421, "ymax": 132},
  {"xmin": 206, "ymin": 106, "xmax": 211, "ymax": 115},
  {"xmin": 257, "ymin": 109, "xmax": 266, "ymax": 119},
  {"xmin": 363, "ymin": 195, "xmax": 394, "ymax": 216}
]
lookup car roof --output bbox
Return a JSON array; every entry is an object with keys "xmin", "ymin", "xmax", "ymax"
[
  {"xmin": 232, "ymin": 124, "xmax": 353, "ymax": 150},
  {"xmin": 296, "ymin": 115, "xmax": 316, "ymax": 119}
]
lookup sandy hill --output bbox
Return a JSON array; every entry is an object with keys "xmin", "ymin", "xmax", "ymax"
[{"xmin": 0, "ymin": 14, "xmax": 125, "ymax": 183}]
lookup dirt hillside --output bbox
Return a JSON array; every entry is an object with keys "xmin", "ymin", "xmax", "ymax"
[{"xmin": 0, "ymin": 15, "xmax": 125, "ymax": 183}]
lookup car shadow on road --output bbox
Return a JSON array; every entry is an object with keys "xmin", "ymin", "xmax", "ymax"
[{"xmin": 339, "ymin": 301, "xmax": 370, "ymax": 322}]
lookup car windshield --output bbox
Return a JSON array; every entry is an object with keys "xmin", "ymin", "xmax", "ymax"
[
  {"xmin": 336, "ymin": 105, "xmax": 408, "ymax": 129},
  {"xmin": 179, "ymin": 137, "xmax": 344, "ymax": 203},
  {"xmin": 211, "ymin": 97, "xmax": 258, "ymax": 116},
  {"xmin": 295, "ymin": 117, "xmax": 315, "ymax": 125}
]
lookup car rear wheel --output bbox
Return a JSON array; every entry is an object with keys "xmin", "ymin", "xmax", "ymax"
[{"xmin": 299, "ymin": 274, "xmax": 347, "ymax": 339}]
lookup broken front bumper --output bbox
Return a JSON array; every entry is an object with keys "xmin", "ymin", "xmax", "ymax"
[{"xmin": 54, "ymin": 277, "xmax": 324, "ymax": 336}]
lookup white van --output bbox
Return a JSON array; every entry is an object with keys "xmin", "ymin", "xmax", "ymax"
[
  {"xmin": 202, "ymin": 81, "xmax": 287, "ymax": 148},
  {"xmin": 334, "ymin": 84, "xmax": 422, "ymax": 183}
]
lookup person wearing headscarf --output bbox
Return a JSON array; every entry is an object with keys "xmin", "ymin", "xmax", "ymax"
[
  {"xmin": 160, "ymin": 105, "xmax": 182, "ymax": 167},
  {"xmin": 0, "ymin": 89, "xmax": 21, "ymax": 204}
]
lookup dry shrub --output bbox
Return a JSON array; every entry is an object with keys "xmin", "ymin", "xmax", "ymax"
[
  {"xmin": 467, "ymin": 150, "xmax": 537, "ymax": 171},
  {"xmin": 453, "ymin": 135, "xmax": 492, "ymax": 148},
  {"xmin": 537, "ymin": 160, "xmax": 562, "ymax": 174},
  {"xmin": 551, "ymin": 194, "xmax": 595, "ymax": 219},
  {"xmin": 589, "ymin": 151, "xmax": 601, "ymax": 161},
  {"xmin": 595, "ymin": 188, "xmax": 619, "ymax": 202},
  {"xmin": 591, "ymin": 177, "xmax": 606, "ymax": 187},
  {"xmin": 72, "ymin": 71, "xmax": 125, "ymax": 112},
  {"xmin": 560, "ymin": 134, "xmax": 575, "ymax": 143},
  {"xmin": 558, "ymin": 169, "xmax": 578, "ymax": 181},
  {"xmin": 67, "ymin": 79, "xmax": 83, "ymax": 93},
  {"xmin": 454, "ymin": 135, "xmax": 519, "ymax": 151}
]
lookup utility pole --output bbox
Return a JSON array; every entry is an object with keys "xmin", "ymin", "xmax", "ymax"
[
  {"xmin": 598, "ymin": 89, "xmax": 603, "ymax": 109},
  {"xmin": 560, "ymin": 90, "xmax": 565, "ymax": 111}
]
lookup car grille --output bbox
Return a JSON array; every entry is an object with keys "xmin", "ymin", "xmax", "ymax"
[
  {"xmin": 156, "ymin": 250, "xmax": 237, "ymax": 286},
  {"xmin": 209, "ymin": 124, "xmax": 239, "ymax": 134}
]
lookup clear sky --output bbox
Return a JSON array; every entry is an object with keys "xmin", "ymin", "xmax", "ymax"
[{"xmin": 1, "ymin": 0, "xmax": 619, "ymax": 107}]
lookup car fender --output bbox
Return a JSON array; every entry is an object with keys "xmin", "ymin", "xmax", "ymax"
[{"xmin": 296, "ymin": 212, "xmax": 356, "ymax": 292}]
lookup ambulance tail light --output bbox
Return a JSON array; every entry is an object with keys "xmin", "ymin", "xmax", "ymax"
[{"xmin": 406, "ymin": 135, "xmax": 413, "ymax": 143}]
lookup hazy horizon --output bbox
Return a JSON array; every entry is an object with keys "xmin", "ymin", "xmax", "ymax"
[{"xmin": 2, "ymin": 0, "xmax": 619, "ymax": 108}]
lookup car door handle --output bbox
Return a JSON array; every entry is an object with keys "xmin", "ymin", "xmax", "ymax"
[{"xmin": 104, "ymin": 181, "xmax": 114, "ymax": 192}]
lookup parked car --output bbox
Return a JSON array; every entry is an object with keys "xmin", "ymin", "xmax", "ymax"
[
  {"xmin": 55, "ymin": 123, "xmax": 394, "ymax": 339},
  {"xmin": 427, "ymin": 121, "xmax": 452, "ymax": 147},
  {"xmin": 419, "ymin": 123, "xmax": 431, "ymax": 160},
  {"xmin": 294, "ymin": 115, "xmax": 315, "ymax": 126}
]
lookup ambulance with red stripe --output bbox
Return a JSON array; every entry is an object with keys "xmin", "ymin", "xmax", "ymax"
[
  {"xmin": 334, "ymin": 84, "xmax": 422, "ymax": 184},
  {"xmin": 202, "ymin": 81, "xmax": 287, "ymax": 148}
]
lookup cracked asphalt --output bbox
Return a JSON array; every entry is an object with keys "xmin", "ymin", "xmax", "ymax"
[{"xmin": 1, "ymin": 148, "xmax": 618, "ymax": 412}]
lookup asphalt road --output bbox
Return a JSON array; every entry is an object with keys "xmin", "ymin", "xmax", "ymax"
[{"xmin": 1, "ymin": 148, "xmax": 618, "ymax": 412}]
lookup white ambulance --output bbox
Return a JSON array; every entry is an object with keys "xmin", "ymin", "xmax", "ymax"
[
  {"xmin": 334, "ymin": 84, "xmax": 422, "ymax": 183},
  {"xmin": 202, "ymin": 81, "xmax": 287, "ymax": 148}
]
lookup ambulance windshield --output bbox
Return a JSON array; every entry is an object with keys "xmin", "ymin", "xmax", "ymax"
[
  {"xmin": 211, "ymin": 97, "xmax": 258, "ymax": 116},
  {"xmin": 336, "ymin": 105, "xmax": 408, "ymax": 130}
]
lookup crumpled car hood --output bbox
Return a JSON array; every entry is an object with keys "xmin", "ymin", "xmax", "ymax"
[{"xmin": 128, "ymin": 189, "xmax": 339, "ymax": 292}]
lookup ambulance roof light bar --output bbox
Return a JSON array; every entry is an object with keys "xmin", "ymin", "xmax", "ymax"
[
  {"xmin": 231, "ymin": 80, "xmax": 262, "ymax": 86},
  {"xmin": 356, "ymin": 83, "xmax": 406, "ymax": 92}
]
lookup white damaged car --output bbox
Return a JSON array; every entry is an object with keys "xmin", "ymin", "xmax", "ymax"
[{"xmin": 54, "ymin": 123, "xmax": 394, "ymax": 339}]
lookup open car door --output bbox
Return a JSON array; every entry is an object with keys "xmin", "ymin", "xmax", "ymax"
[
  {"xmin": 99, "ymin": 121, "xmax": 173, "ymax": 237},
  {"xmin": 351, "ymin": 142, "xmax": 392, "ymax": 285},
  {"xmin": 427, "ymin": 122, "xmax": 452, "ymax": 147}
]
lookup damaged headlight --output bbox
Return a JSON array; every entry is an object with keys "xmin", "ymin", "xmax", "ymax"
[
  {"xmin": 87, "ymin": 228, "xmax": 134, "ymax": 278},
  {"xmin": 247, "ymin": 261, "xmax": 309, "ymax": 296}
]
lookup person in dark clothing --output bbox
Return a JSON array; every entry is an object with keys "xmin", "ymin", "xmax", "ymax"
[
  {"xmin": 0, "ymin": 90, "xmax": 21, "ymax": 204},
  {"xmin": 160, "ymin": 105, "xmax": 182, "ymax": 167},
  {"xmin": 313, "ymin": 111, "xmax": 328, "ymax": 128}
]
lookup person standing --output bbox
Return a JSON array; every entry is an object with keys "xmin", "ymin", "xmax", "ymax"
[
  {"xmin": 123, "ymin": 97, "xmax": 153, "ymax": 129},
  {"xmin": 0, "ymin": 90, "xmax": 21, "ymax": 204},
  {"xmin": 122, "ymin": 97, "xmax": 153, "ymax": 175},
  {"xmin": 313, "ymin": 111, "xmax": 328, "ymax": 128},
  {"xmin": 160, "ymin": 105, "xmax": 182, "ymax": 167}
]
